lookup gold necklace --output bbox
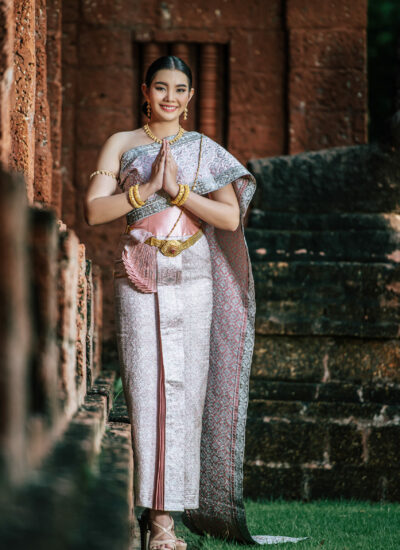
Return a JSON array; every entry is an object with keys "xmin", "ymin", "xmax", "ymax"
[{"xmin": 143, "ymin": 123, "xmax": 185, "ymax": 145}]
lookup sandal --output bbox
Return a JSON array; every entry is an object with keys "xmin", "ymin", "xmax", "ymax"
[{"xmin": 138, "ymin": 509, "xmax": 187, "ymax": 550}]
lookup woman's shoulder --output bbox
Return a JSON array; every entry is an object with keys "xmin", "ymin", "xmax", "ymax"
[{"xmin": 105, "ymin": 128, "xmax": 148, "ymax": 161}]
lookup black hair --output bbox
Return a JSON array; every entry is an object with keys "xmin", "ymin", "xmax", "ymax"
[{"xmin": 141, "ymin": 55, "xmax": 193, "ymax": 116}]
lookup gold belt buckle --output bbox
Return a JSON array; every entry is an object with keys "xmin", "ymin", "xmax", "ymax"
[
  {"xmin": 159, "ymin": 239, "xmax": 182, "ymax": 257},
  {"xmin": 143, "ymin": 229, "xmax": 203, "ymax": 257}
]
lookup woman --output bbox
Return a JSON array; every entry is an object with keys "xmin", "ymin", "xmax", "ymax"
[{"xmin": 85, "ymin": 56, "xmax": 258, "ymax": 549}]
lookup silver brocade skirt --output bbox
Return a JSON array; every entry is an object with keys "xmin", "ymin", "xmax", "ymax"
[{"xmin": 113, "ymin": 232, "xmax": 213, "ymax": 511}]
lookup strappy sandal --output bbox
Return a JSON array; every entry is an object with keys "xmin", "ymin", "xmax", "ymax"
[{"xmin": 138, "ymin": 509, "xmax": 187, "ymax": 550}]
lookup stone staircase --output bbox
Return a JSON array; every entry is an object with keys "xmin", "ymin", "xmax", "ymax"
[{"xmin": 244, "ymin": 143, "xmax": 400, "ymax": 501}]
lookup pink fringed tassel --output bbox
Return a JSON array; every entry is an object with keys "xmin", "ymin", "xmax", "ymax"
[{"xmin": 121, "ymin": 229, "xmax": 158, "ymax": 293}]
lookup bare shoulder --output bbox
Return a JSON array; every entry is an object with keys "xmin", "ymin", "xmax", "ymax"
[{"xmin": 104, "ymin": 128, "xmax": 148, "ymax": 161}]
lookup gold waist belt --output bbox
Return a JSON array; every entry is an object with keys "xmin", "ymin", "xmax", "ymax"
[{"xmin": 144, "ymin": 228, "xmax": 203, "ymax": 257}]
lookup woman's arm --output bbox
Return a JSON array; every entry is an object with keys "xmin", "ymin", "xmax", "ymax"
[
  {"xmin": 163, "ymin": 141, "xmax": 241, "ymax": 232},
  {"xmin": 84, "ymin": 134, "xmax": 163, "ymax": 226},
  {"xmin": 181, "ymin": 184, "xmax": 241, "ymax": 232}
]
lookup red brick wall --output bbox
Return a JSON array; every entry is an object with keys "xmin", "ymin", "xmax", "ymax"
[{"xmin": 61, "ymin": 0, "xmax": 368, "ymax": 341}]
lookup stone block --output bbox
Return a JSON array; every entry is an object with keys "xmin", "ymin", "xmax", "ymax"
[
  {"xmin": 290, "ymin": 29, "xmax": 366, "ymax": 70},
  {"xmin": 308, "ymin": 466, "xmax": 383, "ymax": 501},
  {"xmin": 92, "ymin": 265, "xmax": 103, "ymax": 380},
  {"xmin": 86, "ymin": 259, "xmax": 94, "ymax": 389},
  {"xmin": 79, "ymin": 28, "xmax": 133, "ymax": 67},
  {"xmin": 76, "ymin": 244, "xmax": 87, "ymax": 405},
  {"xmin": 77, "ymin": 66, "xmax": 134, "ymax": 110},
  {"xmin": 253, "ymin": 261, "xmax": 400, "ymax": 337},
  {"xmin": 27, "ymin": 206, "xmax": 60, "ymax": 459},
  {"xmin": 245, "ymin": 227, "xmax": 400, "ymax": 263},
  {"xmin": 329, "ymin": 424, "xmax": 364, "ymax": 466},
  {"xmin": 252, "ymin": 335, "xmax": 400, "ymax": 384},
  {"xmin": 0, "ymin": 170, "xmax": 30, "ymax": 490},
  {"xmin": 368, "ymin": 427, "xmax": 400, "ymax": 468},
  {"xmin": 57, "ymin": 228, "xmax": 80, "ymax": 418},
  {"xmin": 248, "ymin": 210, "xmax": 400, "ymax": 232},
  {"xmin": 244, "ymin": 463, "xmax": 303, "ymax": 500},
  {"xmin": 248, "ymin": 144, "xmax": 400, "ymax": 214},
  {"xmin": 245, "ymin": 418, "xmax": 327, "ymax": 464},
  {"xmin": 286, "ymin": 0, "xmax": 367, "ymax": 29},
  {"xmin": 290, "ymin": 68, "xmax": 365, "ymax": 112}
]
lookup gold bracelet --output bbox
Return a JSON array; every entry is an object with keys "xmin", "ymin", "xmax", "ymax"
[
  {"xmin": 128, "ymin": 186, "xmax": 141, "ymax": 209},
  {"xmin": 176, "ymin": 184, "xmax": 190, "ymax": 206},
  {"xmin": 170, "ymin": 184, "xmax": 185, "ymax": 205},
  {"xmin": 89, "ymin": 169, "xmax": 118, "ymax": 180},
  {"xmin": 132, "ymin": 183, "xmax": 145, "ymax": 206}
]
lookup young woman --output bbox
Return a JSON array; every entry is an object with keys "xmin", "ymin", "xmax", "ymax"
[{"xmin": 85, "ymin": 56, "xmax": 258, "ymax": 550}]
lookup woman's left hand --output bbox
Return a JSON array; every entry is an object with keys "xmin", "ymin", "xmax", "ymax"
[{"xmin": 162, "ymin": 141, "xmax": 180, "ymax": 198}]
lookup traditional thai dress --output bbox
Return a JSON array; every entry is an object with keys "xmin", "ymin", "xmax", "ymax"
[{"xmin": 113, "ymin": 131, "xmax": 306, "ymax": 546}]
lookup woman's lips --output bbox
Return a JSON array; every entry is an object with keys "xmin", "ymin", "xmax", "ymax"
[{"xmin": 160, "ymin": 105, "xmax": 178, "ymax": 112}]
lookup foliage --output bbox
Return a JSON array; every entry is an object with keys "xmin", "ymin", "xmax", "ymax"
[{"xmin": 368, "ymin": 0, "xmax": 400, "ymax": 142}]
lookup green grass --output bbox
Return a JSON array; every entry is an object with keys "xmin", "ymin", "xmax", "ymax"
[{"xmin": 174, "ymin": 498, "xmax": 400, "ymax": 549}]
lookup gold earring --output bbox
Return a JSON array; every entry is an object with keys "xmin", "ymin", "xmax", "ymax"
[
  {"xmin": 146, "ymin": 102, "xmax": 151, "ymax": 119},
  {"xmin": 183, "ymin": 106, "xmax": 188, "ymax": 120}
]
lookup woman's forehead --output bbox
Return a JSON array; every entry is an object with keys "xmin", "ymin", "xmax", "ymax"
[{"xmin": 151, "ymin": 68, "xmax": 189, "ymax": 86}]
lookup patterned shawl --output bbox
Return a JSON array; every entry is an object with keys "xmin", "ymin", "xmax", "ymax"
[{"xmin": 119, "ymin": 131, "xmax": 259, "ymax": 543}]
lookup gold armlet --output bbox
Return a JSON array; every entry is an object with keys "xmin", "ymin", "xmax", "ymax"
[{"xmin": 89, "ymin": 169, "xmax": 118, "ymax": 180}]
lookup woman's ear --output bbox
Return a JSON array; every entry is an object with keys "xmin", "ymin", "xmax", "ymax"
[
  {"xmin": 188, "ymin": 88, "xmax": 195, "ymax": 104},
  {"xmin": 141, "ymin": 82, "xmax": 149, "ymax": 101}
]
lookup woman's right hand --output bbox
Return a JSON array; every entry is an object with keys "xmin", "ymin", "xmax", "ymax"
[{"xmin": 148, "ymin": 139, "xmax": 166, "ymax": 191}]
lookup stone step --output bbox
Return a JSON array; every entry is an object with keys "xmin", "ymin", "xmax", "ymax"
[
  {"xmin": 244, "ymin": 396, "xmax": 400, "ymax": 501},
  {"xmin": 252, "ymin": 334, "xmax": 400, "ymax": 385},
  {"xmin": 245, "ymin": 227, "xmax": 400, "ymax": 263},
  {"xmin": 248, "ymin": 210, "xmax": 400, "ymax": 232},
  {"xmin": 247, "ymin": 143, "xmax": 400, "ymax": 213},
  {"xmin": 0, "ymin": 369, "xmax": 135, "ymax": 550},
  {"xmin": 249, "ymin": 379, "xmax": 400, "ymax": 406},
  {"xmin": 245, "ymin": 398, "xmax": 400, "ymax": 471},
  {"xmin": 243, "ymin": 462, "xmax": 400, "ymax": 502},
  {"xmin": 253, "ymin": 261, "xmax": 400, "ymax": 337}
]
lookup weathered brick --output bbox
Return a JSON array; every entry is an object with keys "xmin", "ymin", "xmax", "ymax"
[
  {"xmin": 76, "ymin": 244, "xmax": 87, "ymax": 405},
  {"xmin": 287, "ymin": 0, "xmax": 367, "ymax": 29},
  {"xmin": 290, "ymin": 29, "xmax": 366, "ymax": 70},
  {"xmin": 79, "ymin": 28, "xmax": 133, "ymax": 67},
  {"xmin": 253, "ymin": 262, "xmax": 400, "ymax": 337},
  {"xmin": 246, "ymin": 227, "xmax": 400, "ymax": 263},
  {"xmin": 57, "ymin": 228, "xmax": 80, "ymax": 418},
  {"xmin": 248, "ymin": 211, "xmax": 400, "ymax": 232},
  {"xmin": 329, "ymin": 424, "xmax": 364, "ymax": 466},
  {"xmin": 244, "ymin": 463, "xmax": 303, "ymax": 500},
  {"xmin": 85, "ymin": 260, "xmax": 94, "ymax": 389},
  {"xmin": 308, "ymin": 466, "xmax": 383, "ymax": 501},
  {"xmin": 248, "ymin": 144, "xmax": 400, "ymax": 214},
  {"xmin": 245, "ymin": 418, "xmax": 327, "ymax": 464},
  {"xmin": 368, "ymin": 427, "xmax": 400, "ymax": 468},
  {"xmin": 252, "ymin": 335, "xmax": 400, "ymax": 384}
]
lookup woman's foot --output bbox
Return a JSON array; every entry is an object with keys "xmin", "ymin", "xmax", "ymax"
[{"xmin": 148, "ymin": 509, "xmax": 177, "ymax": 550}]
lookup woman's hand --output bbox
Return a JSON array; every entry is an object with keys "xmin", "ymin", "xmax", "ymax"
[
  {"xmin": 148, "ymin": 139, "xmax": 166, "ymax": 192},
  {"xmin": 162, "ymin": 141, "xmax": 180, "ymax": 198}
]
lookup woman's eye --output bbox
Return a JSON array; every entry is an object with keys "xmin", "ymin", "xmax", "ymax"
[
  {"xmin": 177, "ymin": 89, "xmax": 185, "ymax": 93},
  {"xmin": 155, "ymin": 86, "xmax": 165, "ymax": 91}
]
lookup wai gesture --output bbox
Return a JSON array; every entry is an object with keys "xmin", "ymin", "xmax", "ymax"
[{"xmin": 149, "ymin": 139, "xmax": 180, "ymax": 199}]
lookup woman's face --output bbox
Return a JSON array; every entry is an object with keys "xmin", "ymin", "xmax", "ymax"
[{"xmin": 142, "ymin": 69, "xmax": 194, "ymax": 123}]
